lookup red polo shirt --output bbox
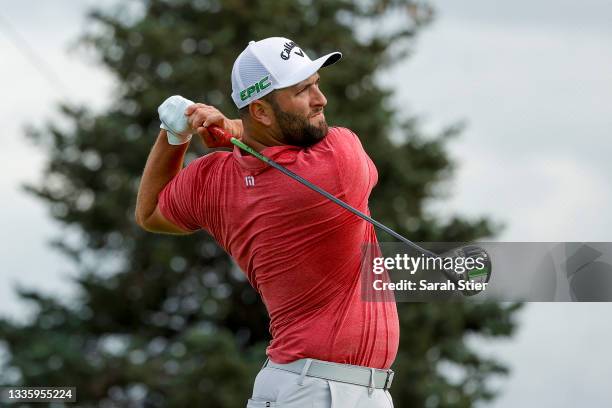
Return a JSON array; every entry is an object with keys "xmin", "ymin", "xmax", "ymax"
[{"xmin": 159, "ymin": 126, "xmax": 399, "ymax": 369}]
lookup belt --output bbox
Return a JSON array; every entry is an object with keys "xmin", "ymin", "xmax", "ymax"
[{"xmin": 264, "ymin": 358, "xmax": 394, "ymax": 391}]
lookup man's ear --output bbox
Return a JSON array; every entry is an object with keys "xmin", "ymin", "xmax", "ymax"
[{"xmin": 249, "ymin": 100, "xmax": 274, "ymax": 127}]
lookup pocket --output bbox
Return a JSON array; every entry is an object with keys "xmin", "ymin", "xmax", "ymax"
[
  {"xmin": 328, "ymin": 381, "xmax": 362, "ymax": 408},
  {"xmin": 246, "ymin": 399, "xmax": 278, "ymax": 408}
]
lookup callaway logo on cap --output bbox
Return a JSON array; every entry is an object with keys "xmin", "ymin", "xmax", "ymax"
[{"xmin": 231, "ymin": 37, "xmax": 342, "ymax": 109}]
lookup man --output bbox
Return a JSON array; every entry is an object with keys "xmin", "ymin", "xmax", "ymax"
[{"xmin": 135, "ymin": 37, "xmax": 399, "ymax": 407}]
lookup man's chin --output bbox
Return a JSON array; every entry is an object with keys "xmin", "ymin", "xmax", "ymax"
[
  {"xmin": 314, "ymin": 120, "xmax": 328, "ymax": 137},
  {"xmin": 277, "ymin": 112, "xmax": 329, "ymax": 146},
  {"xmin": 295, "ymin": 125, "xmax": 327, "ymax": 147}
]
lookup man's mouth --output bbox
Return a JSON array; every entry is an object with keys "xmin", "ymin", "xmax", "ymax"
[{"xmin": 310, "ymin": 111, "xmax": 324, "ymax": 119}]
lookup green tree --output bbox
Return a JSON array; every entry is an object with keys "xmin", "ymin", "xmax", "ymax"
[{"xmin": 0, "ymin": 1, "xmax": 520, "ymax": 407}]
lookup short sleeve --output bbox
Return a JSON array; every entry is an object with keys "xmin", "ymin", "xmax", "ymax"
[
  {"xmin": 158, "ymin": 154, "xmax": 219, "ymax": 232},
  {"xmin": 327, "ymin": 127, "xmax": 378, "ymax": 208}
]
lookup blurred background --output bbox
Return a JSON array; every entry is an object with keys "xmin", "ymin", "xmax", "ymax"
[{"xmin": 0, "ymin": 0, "xmax": 610, "ymax": 406}]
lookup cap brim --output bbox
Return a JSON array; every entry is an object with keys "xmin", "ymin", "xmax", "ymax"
[
  {"xmin": 276, "ymin": 51, "xmax": 342, "ymax": 89},
  {"xmin": 319, "ymin": 51, "xmax": 342, "ymax": 68}
]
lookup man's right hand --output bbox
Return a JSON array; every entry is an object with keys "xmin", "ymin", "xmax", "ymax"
[{"xmin": 185, "ymin": 103, "xmax": 243, "ymax": 148}]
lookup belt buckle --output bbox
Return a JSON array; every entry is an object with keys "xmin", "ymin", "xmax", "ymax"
[{"xmin": 383, "ymin": 370, "xmax": 394, "ymax": 390}]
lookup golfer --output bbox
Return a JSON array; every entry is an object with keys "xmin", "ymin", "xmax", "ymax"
[{"xmin": 135, "ymin": 37, "xmax": 399, "ymax": 407}]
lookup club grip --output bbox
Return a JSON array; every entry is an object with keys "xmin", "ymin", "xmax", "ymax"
[{"xmin": 208, "ymin": 125, "xmax": 233, "ymax": 139}]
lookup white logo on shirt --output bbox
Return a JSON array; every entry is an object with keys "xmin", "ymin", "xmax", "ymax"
[{"xmin": 245, "ymin": 176, "xmax": 255, "ymax": 187}]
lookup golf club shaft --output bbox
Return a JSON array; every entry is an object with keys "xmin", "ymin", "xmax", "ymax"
[
  {"xmin": 230, "ymin": 137, "xmax": 435, "ymax": 252},
  {"xmin": 227, "ymin": 136, "xmax": 465, "ymax": 285}
]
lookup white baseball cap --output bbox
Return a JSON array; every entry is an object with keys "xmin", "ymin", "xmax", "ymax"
[{"xmin": 231, "ymin": 37, "xmax": 342, "ymax": 109}]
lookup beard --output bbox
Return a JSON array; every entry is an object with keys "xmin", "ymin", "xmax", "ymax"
[{"xmin": 273, "ymin": 107, "xmax": 328, "ymax": 147}]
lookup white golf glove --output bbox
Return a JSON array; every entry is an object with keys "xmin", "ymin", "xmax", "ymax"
[{"xmin": 158, "ymin": 95, "xmax": 195, "ymax": 145}]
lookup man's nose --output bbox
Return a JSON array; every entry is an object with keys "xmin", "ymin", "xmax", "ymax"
[{"xmin": 311, "ymin": 86, "xmax": 327, "ymax": 108}]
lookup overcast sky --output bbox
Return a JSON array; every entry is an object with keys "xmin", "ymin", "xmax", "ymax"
[
  {"xmin": 0, "ymin": 1, "xmax": 611, "ymax": 406},
  {"xmin": 383, "ymin": 0, "xmax": 612, "ymax": 242}
]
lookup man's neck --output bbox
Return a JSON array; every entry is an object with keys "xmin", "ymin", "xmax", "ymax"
[{"xmin": 241, "ymin": 128, "xmax": 285, "ymax": 153}]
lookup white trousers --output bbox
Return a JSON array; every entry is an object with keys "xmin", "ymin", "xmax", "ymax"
[{"xmin": 246, "ymin": 365, "xmax": 395, "ymax": 408}]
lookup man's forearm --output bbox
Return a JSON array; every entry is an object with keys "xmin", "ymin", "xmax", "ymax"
[{"xmin": 135, "ymin": 130, "xmax": 189, "ymax": 225}]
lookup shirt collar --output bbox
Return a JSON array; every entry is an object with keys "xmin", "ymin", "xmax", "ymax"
[{"xmin": 232, "ymin": 143, "xmax": 300, "ymax": 170}]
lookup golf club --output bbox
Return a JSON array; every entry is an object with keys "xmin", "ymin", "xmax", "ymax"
[{"xmin": 207, "ymin": 126, "xmax": 490, "ymax": 294}]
